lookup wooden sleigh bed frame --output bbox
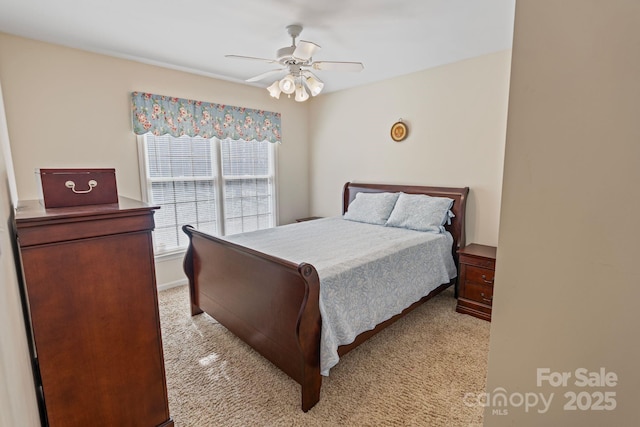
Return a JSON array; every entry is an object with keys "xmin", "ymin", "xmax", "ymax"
[{"xmin": 182, "ymin": 182, "xmax": 469, "ymax": 411}]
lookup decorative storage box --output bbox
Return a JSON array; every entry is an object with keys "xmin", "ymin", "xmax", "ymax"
[{"xmin": 36, "ymin": 168, "xmax": 118, "ymax": 208}]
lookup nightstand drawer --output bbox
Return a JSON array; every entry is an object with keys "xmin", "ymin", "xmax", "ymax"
[
  {"xmin": 464, "ymin": 265, "xmax": 495, "ymax": 286},
  {"xmin": 460, "ymin": 255, "xmax": 495, "ymax": 270},
  {"xmin": 461, "ymin": 281, "xmax": 494, "ymax": 306}
]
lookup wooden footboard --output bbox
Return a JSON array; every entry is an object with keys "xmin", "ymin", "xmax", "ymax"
[{"xmin": 182, "ymin": 225, "xmax": 323, "ymax": 411}]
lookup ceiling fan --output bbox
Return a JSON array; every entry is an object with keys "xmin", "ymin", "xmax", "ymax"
[{"xmin": 225, "ymin": 24, "xmax": 364, "ymax": 101}]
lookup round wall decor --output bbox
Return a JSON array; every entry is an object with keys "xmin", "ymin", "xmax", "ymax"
[{"xmin": 390, "ymin": 120, "xmax": 408, "ymax": 142}]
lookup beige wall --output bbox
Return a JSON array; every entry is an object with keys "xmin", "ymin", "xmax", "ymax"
[
  {"xmin": 0, "ymin": 32, "xmax": 311, "ymax": 288},
  {"xmin": 308, "ymin": 50, "xmax": 511, "ymax": 247},
  {"xmin": 0, "ymin": 82, "xmax": 40, "ymax": 426},
  {"xmin": 485, "ymin": 1, "xmax": 639, "ymax": 425},
  {"xmin": 0, "ymin": 33, "xmax": 309, "ymax": 222},
  {"xmin": 0, "ymin": 32, "xmax": 510, "ymax": 281}
]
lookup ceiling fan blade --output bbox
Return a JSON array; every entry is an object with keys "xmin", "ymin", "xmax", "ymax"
[
  {"xmin": 225, "ymin": 54, "xmax": 278, "ymax": 64},
  {"xmin": 293, "ymin": 40, "xmax": 321, "ymax": 61},
  {"xmin": 312, "ymin": 61, "xmax": 364, "ymax": 72},
  {"xmin": 245, "ymin": 68, "xmax": 287, "ymax": 83}
]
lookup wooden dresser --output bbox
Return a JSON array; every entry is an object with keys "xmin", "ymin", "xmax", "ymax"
[
  {"xmin": 456, "ymin": 244, "xmax": 497, "ymax": 321},
  {"xmin": 14, "ymin": 198, "xmax": 173, "ymax": 427}
]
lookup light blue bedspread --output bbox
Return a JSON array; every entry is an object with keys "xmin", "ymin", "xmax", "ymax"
[{"xmin": 223, "ymin": 216, "xmax": 457, "ymax": 375}]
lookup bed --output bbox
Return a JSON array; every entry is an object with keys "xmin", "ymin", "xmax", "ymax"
[{"xmin": 182, "ymin": 182, "xmax": 469, "ymax": 411}]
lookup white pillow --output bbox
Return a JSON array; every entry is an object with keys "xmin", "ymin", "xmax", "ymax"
[
  {"xmin": 343, "ymin": 192, "xmax": 400, "ymax": 225},
  {"xmin": 385, "ymin": 193, "xmax": 454, "ymax": 233}
]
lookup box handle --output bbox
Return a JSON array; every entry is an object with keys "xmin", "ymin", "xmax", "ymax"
[{"xmin": 65, "ymin": 179, "xmax": 98, "ymax": 194}]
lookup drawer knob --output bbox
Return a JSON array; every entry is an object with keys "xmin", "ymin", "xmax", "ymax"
[
  {"xmin": 481, "ymin": 274, "xmax": 494, "ymax": 285},
  {"xmin": 480, "ymin": 292, "xmax": 493, "ymax": 303},
  {"xmin": 65, "ymin": 179, "xmax": 98, "ymax": 194}
]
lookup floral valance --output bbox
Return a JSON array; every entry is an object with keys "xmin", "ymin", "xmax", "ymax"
[{"xmin": 131, "ymin": 92, "xmax": 281, "ymax": 143}]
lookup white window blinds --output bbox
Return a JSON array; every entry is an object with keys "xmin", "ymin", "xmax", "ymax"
[
  {"xmin": 221, "ymin": 139, "xmax": 274, "ymax": 235},
  {"xmin": 139, "ymin": 134, "xmax": 275, "ymax": 254}
]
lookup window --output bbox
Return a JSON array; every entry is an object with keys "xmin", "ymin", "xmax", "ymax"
[
  {"xmin": 220, "ymin": 139, "xmax": 275, "ymax": 235},
  {"xmin": 138, "ymin": 133, "xmax": 276, "ymax": 255}
]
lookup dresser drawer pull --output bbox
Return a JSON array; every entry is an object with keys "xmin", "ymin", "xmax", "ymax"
[
  {"xmin": 480, "ymin": 292, "xmax": 493, "ymax": 303},
  {"xmin": 481, "ymin": 274, "xmax": 494, "ymax": 285}
]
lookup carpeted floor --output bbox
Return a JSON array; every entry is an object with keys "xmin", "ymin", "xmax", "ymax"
[{"xmin": 158, "ymin": 285, "xmax": 490, "ymax": 426}]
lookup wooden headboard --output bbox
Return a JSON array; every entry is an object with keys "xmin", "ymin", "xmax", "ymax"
[{"xmin": 342, "ymin": 182, "xmax": 469, "ymax": 265}]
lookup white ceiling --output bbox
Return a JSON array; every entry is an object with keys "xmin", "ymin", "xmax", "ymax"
[{"xmin": 0, "ymin": 0, "xmax": 515, "ymax": 94}]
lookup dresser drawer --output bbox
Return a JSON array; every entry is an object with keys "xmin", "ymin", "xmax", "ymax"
[
  {"xmin": 464, "ymin": 265, "xmax": 495, "ymax": 286},
  {"xmin": 461, "ymin": 281, "xmax": 494, "ymax": 306}
]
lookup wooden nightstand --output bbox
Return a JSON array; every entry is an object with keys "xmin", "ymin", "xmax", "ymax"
[{"xmin": 456, "ymin": 244, "xmax": 497, "ymax": 321}]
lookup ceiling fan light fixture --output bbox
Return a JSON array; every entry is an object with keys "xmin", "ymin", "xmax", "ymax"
[
  {"xmin": 279, "ymin": 75, "xmax": 296, "ymax": 94},
  {"xmin": 228, "ymin": 25, "xmax": 364, "ymax": 103},
  {"xmin": 294, "ymin": 84, "xmax": 310, "ymax": 102},
  {"xmin": 304, "ymin": 75, "xmax": 324, "ymax": 97},
  {"xmin": 267, "ymin": 80, "xmax": 281, "ymax": 99}
]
